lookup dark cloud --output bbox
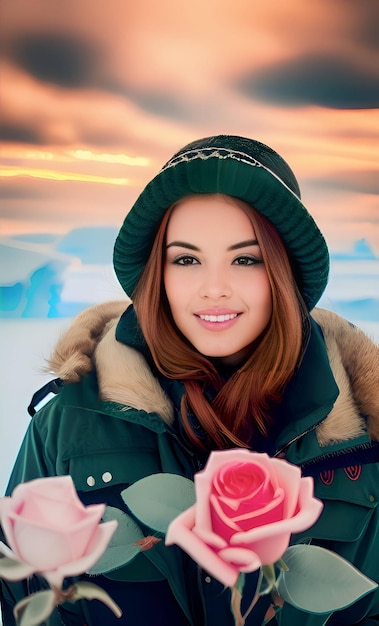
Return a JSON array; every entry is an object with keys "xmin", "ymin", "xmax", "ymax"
[
  {"xmin": 98, "ymin": 78, "xmax": 193, "ymax": 121},
  {"xmin": 129, "ymin": 91, "xmax": 191, "ymax": 121},
  {"xmin": 78, "ymin": 128, "xmax": 131, "ymax": 147},
  {"xmin": 355, "ymin": 18, "xmax": 379, "ymax": 52},
  {"xmin": 10, "ymin": 33, "xmax": 100, "ymax": 88},
  {"xmin": 0, "ymin": 185, "xmax": 47, "ymax": 200},
  {"xmin": 0, "ymin": 123, "xmax": 45, "ymax": 144},
  {"xmin": 237, "ymin": 54, "xmax": 379, "ymax": 110},
  {"xmin": 346, "ymin": 0, "xmax": 379, "ymax": 51},
  {"xmin": 5, "ymin": 32, "xmax": 192, "ymax": 121}
]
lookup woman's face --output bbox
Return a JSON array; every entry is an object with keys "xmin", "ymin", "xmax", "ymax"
[{"xmin": 163, "ymin": 195, "xmax": 273, "ymax": 366}]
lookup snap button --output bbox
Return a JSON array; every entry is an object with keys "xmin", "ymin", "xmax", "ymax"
[
  {"xmin": 87, "ymin": 476, "xmax": 96, "ymax": 487},
  {"xmin": 204, "ymin": 576, "xmax": 211, "ymax": 583},
  {"xmin": 369, "ymin": 494, "xmax": 375, "ymax": 502},
  {"xmin": 102, "ymin": 471, "xmax": 112, "ymax": 483}
]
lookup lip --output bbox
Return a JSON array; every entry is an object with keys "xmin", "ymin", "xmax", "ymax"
[
  {"xmin": 195, "ymin": 308, "xmax": 240, "ymax": 316},
  {"xmin": 194, "ymin": 309, "xmax": 241, "ymax": 331}
]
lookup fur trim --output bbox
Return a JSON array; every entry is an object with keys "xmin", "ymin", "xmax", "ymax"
[
  {"xmin": 47, "ymin": 302, "xmax": 379, "ymax": 444},
  {"xmin": 48, "ymin": 300, "xmax": 174, "ymax": 425},
  {"xmin": 94, "ymin": 319, "xmax": 173, "ymax": 424},
  {"xmin": 47, "ymin": 301, "xmax": 130, "ymax": 383},
  {"xmin": 312, "ymin": 308, "xmax": 379, "ymax": 444}
]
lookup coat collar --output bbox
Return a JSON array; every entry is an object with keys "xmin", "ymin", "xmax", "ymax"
[
  {"xmin": 114, "ymin": 304, "xmax": 340, "ymax": 450},
  {"xmin": 116, "ymin": 304, "xmax": 146, "ymax": 353},
  {"xmin": 48, "ymin": 302, "xmax": 378, "ymax": 448},
  {"xmin": 273, "ymin": 319, "xmax": 339, "ymax": 450}
]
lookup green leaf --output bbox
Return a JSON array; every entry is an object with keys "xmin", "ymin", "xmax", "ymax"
[
  {"xmin": 72, "ymin": 581, "xmax": 122, "ymax": 618},
  {"xmin": 231, "ymin": 573, "xmax": 246, "ymax": 626},
  {"xmin": 121, "ymin": 473, "xmax": 196, "ymax": 533},
  {"xmin": 275, "ymin": 557, "xmax": 289, "ymax": 572},
  {"xmin": 260, "ymin": 564, "xmax": 276, "ymax": 595},
  {"xmin": 14, "ymin": 590, "xmax": 56, "ymax": 626},
  {"xmin": 87, "ymin": 506, "xmax": 144, "ymax": 575},
  {"xmin": 0, "ymin": 556, "xmax": 35, "ymax": 581},
  {"xmin": 276, "ymin": 544, "xmax": 378, "ymax": 614}
]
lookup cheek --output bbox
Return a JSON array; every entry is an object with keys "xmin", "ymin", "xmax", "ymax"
[
  {"xmin": 164, "ymin": 268, "xmax": 193, "ymax": 307},
  {"xmin": 163, "ymin": 270, "xmax": 188, "ymax": 325},
  {"xmin": 242, "ymin": 272, "xmax": 272, "ymax": 318},
  {"xmin": 256, "ymin": 273, "xmax": 272, "ymax": 312}
]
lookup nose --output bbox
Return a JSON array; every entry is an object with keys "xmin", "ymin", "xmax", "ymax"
[{"xmin": 198, "ymin": 268, "xmax": 232, "ymax": 300}]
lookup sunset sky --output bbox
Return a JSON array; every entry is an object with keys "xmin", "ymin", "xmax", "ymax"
[{"xmin": 1, "ymin": 0, "xmax": 378, "ymax": 253}]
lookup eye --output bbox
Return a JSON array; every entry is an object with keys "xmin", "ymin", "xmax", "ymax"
[
  {"xmin": 233, "ymin": 255, "xmax": 261, "ymax": 266},
  {"xmin": 172, "ymin": 254, "xmax": 200, "ymax": 265}
]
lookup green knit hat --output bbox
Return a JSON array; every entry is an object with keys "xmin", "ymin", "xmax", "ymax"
[{"xmin": 113, "ymin": 135, "xmax": 329, "ymax": 309}]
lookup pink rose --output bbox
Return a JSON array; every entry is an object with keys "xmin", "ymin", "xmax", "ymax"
[
  {"xmin": 0, "ymin": 475, "xmax": 117, "ymax": 588},
  {"xmin": 166, "ymin": 450, "xmax": 323, "ymax": 587}
]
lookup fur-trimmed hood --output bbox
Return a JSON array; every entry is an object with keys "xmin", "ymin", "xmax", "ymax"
[{"xmin": 47, "ymin": 301, "xmax": 379, "ymax": 447}]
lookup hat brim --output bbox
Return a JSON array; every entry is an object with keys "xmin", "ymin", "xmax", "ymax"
[{"xmin": 113, "ymin": 153, "xmax": 329, "ymax": 310}]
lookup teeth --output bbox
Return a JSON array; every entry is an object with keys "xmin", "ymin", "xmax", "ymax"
[{"xmin": 199, "ymin": 313, "xmax": 238, "ymax": 322}]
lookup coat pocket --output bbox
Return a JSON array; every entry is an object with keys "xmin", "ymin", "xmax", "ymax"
[
  {"xmin": 68, "ymin": 447, "xmax": 162, "ymax": 493},
  {"xmin": 299, "ymin": 496, "xmax": 377, "ymax": 542},
  {"xmin": 295, "ymin": 469, "xmax": 378, "ymax": 543}
]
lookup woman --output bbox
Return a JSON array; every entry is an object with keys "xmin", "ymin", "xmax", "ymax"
[{"xmin": 1, "ymin": 135, "xmax": 379, "ymax": 625}]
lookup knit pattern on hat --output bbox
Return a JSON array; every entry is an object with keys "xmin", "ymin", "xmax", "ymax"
[{"xmin": 113, "ymin": 135, "xmax": 329, "ymax": 309}]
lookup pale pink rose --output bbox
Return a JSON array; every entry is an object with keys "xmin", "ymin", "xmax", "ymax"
[
  {"xmin": 166, "ymin": 450, "xmax": 323, "ymax": 587},
  {"xmin": 0, "ymin": 475, "xmax": 117, "ymax": 588}
]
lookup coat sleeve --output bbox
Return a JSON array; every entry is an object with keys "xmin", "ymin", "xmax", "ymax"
[
  {"xmin": 5, "ymin": 416, "xmax": 54, "ymax": 495},
  {"xmin": 0, "ymin": 403, "xmax": 85, "ymax": 626}
]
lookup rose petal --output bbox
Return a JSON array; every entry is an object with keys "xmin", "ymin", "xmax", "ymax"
[
  {"xmin": 213, "ymin": 462, "xmax": 269, "ymax": 502},
  {"xmin": 0, "ymin": 542, "xmax": 37, "ymax": 580},
  {"xmin": 192, "ymin": 525, "xmax": 228, "ymax": 550},
  {"xmin": 194, "ymin": 472, "xmax": 215, "ymax": 532},
  {"xmin": 239, "ymin": 478, "xmax": 321, "ymax": 550},
  {"xmin": 267, "ymin": 458, "xmax": 302, "ymax": 518},
  {"xmin": 43, "ymin": 519, "xmax": 118, "ymax": 588},
  {"xmin": 20, "ymin": 491, "xmax": 87, "ymax": 527},
  {"xmin": 9, "ymin": 502, "xmax": 105, "ymax": 569},
  {"xmin": 167, "ymin": 451, "xmax": 323, "ymax": 587},
  {"xmin": 218, "ymin": 547, "xmax": 261, "ymax": 570},
  {"xmin": 166, "ymin": 506, "xmax": 239, "ymax": 587},
  {"xmin": 235, "ymin": 495, "xmax": 285, "ymax": 527},
  {"xmin": 11, "ymin": 523, "xmax": 75, "ymax": 570},
  {"xmin": 205, "ymin": 450, "xmax": 272, "ymax": 474},
  {"xmin": 0, "ymin": 497, "xmax": 12, "ymax": 518},
  {"xmin": 212, "ymin": 454, "xmax": 302, "ymax": 519},
  {"xmin": 210, "ymin": 494, "xmax": 241, "ymax": 538},
  {"xmin": 237, "ymin": 531, "xmax": 292, "ymax": 566},
  {"xmin": 4, "ymin": 476, "xmax": 89, "ymax": 534},
  {"xmin": 288, "ymin": 477, "xmax": 324, "ymax": 533},
  {"xmin": 213, "ymin": 488, "xmax": 285, "ymax": 530},
  {"xmin": 229, "ymin": 477, "xmax": 321, "ymax": 545},
  {"xmin": 0, "ymin": 497, "xmax": 18, "ymax": 551},
  {"xmin": 194, "ymin": 451, "xmax": 272, "ymax": 531},
  {"xmin": 9, "ymin": 476, "xmax": 75, "ymax": 508}
]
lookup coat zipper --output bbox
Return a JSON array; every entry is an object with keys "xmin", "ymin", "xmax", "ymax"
[{"xmin": 273, "ymin": 420, "xmax": 322, "ymax": 458}]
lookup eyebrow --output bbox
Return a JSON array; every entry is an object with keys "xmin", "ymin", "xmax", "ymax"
[{"xmin": 166, "ymin": 239, "xmax": 259, "ymax": 251}]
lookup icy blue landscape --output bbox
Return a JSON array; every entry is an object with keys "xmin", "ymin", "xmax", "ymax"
[{"xmin": 1, "ymin": 229, "xmax": 378, "ymax": 495}]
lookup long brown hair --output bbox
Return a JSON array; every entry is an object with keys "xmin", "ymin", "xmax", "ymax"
[{"xmin": 133, "ymin": 195, "xmax": 309, "ymax": 450}]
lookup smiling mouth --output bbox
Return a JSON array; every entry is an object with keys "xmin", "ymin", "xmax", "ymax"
[{"xmin": 198, "ymin": 313, "xmax": 238, "ymax": 322}]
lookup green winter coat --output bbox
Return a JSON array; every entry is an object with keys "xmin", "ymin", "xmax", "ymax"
[{"xmin": 2, "ymin": 302, "xmax": 379, "ymax": 625}]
